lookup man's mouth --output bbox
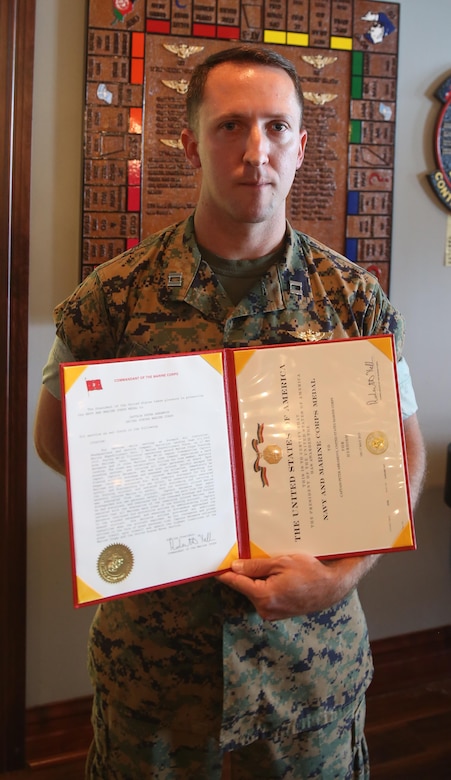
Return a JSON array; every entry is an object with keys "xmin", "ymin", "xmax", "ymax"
[{"xmin": 239, "ymin": 179, "xmax": 271, "ymax": 187}]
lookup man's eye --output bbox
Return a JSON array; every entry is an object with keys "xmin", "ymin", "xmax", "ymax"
[
  {"xmin": 272, "ymin": 122, "xmax": 288, "ymax": 132},
  {"xmin": 222, "ymin": 122, "xmax": 237, "ymax": 131}
]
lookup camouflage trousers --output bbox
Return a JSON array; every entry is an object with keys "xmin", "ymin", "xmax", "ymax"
[{"xmin": 85, "ymin": 695, "xmax": 369, "ymax": 779}]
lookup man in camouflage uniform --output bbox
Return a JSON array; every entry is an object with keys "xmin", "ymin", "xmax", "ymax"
[{"xmin": 34, "ymin": 47, "xmax": 425, "ymax": 779}]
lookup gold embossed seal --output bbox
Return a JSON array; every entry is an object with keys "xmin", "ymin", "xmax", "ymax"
[
  {"xmin": 263, "ymin": 445, "xmax": 283, "ymax": 465},
  {"xmin": 98, "ymin": 544, "xmax": 134, "ymax": 584},
  {"xmin": 366, "ymin": 431, "xmax": 389, "ymax": 455}
]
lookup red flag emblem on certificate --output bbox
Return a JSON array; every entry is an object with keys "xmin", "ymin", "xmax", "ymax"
[{"xmin": 86, "ymin": 379, "xmax": 103, "ymax": 392}]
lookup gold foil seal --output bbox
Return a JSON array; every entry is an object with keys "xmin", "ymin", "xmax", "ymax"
[
  {"xmin": 263, "ymin": 445, "xmax": 283, "ymax": 465},
  {"xmin": 366, "ymin": 431, "xmax": 389, "ymax": 455},
  {"xmin": 97, "ymin": 544, "xmax": 134, "ymax": 584}
]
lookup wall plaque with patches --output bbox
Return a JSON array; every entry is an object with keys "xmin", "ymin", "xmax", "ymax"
[
  {"xmin": 61, "ymin": 335, "xmax": 413, "ymax": 606},
  {"xmin": 82, "ymin": 0, "xmax": 400, "ymax": 291}
]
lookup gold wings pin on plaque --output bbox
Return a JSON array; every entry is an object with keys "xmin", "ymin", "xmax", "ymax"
[
  {"xmin": 159, "ymin": 138, "xmax": 184, "ymax": 150},
  {"xmin": 302, "ymin": 55, "xmax": 338, "ymax": 71},
  {"xmin": 163, "ymin": 44, "xmax": 204, "ymax": 61},
  {"xmin": 161, "ymin": 79, "xmax": 189, "ymax": 94},
  {"xmin": 303, "ymin": 92, "xmax": 338, "ymax": 106}
]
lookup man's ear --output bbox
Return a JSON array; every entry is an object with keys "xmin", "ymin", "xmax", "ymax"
[
  {"xmin": 296, "ymin": 128, "xmax": 308, "ymax": 170},
  {"xmin": 181, "ymin": 128, "xmax": 201, "ymax": 169}
]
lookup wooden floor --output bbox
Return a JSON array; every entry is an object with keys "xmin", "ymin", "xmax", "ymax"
[
  {"xmin": 365, "ymin": 678, "xmax": 451, "ymax": 779},
  {"xmin": 364, "ymin": 625, "xmax": 451, "ymax": 779},
  {"xmin": 1, "ymin": 762, "xmax": 87, "ymax": 780},
  {"xmin": 2, "ymin": 627, "xmax": 451, "ymax": 778}
]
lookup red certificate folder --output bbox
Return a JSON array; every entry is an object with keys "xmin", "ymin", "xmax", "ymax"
[{"xmin": 60, "ymin": 334, "xmax": 414, "ymax": 607}]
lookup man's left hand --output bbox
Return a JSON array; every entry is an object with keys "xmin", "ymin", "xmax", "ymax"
[{"xmin": 217, "ymin": 553, "xmax": 377, "ymax": 620}]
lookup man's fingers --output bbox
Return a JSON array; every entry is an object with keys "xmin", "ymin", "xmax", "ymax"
[
  {"xmin": 230, "ymin": 557, "xmax": 274, "ymax": 578},
  {"xmin": 217, "ymin": 569, "xmax": 266, "ymax": 599}
]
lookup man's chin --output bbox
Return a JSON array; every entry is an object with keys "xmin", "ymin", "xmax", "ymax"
[{"xmin": 231, "ymin": 203, "xmax": 277, "ymax": 225}]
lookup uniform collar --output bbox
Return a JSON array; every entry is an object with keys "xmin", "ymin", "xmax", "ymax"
[{"xmin": 160, "ymin": 216, "xmax": 310, "ymax": 314}]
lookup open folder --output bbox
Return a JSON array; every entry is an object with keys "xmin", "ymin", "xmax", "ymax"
[{"xmin": 60, "ymin": 334, "xmax": 414, "ymax": 607}]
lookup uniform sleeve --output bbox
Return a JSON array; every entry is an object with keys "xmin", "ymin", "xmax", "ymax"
[
  {"xmin": 362, "ymin": 283, "xmax": 405, "ymax": 360},
  {"xmin": 397, "ymin": 357, "xmax": 419, "ymax": 420},
  {"xmin": 41, "ymin": 336, "xmax": 75, "ymax": 400},
  {"xmin": 54, "ymin": 271, "xmax": 119, "ymax": 361}
]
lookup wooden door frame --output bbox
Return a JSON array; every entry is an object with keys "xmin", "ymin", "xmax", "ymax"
[{"xmin": 0, "ymin": 0, "xmax": 35, "ymax": 770}]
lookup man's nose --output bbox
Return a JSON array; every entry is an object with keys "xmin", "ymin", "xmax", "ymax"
[{"xmin": 243, "ymin": 126, "xmax": 269, "ymax": 167}]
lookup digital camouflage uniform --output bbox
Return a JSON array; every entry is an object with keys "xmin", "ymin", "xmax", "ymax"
[{"xmin": 54, "ymin": 215, "xmax": 404, "ymax": 779}]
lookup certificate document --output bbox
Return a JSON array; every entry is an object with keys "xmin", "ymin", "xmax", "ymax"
[{"xmin": 61, "ymin": 335, "xmax": 414, "ymax": 606}]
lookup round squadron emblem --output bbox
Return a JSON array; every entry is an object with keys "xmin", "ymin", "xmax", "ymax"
[{"xmin": 427, "ymin": 75, "xmax": 451, "ymax": 210}]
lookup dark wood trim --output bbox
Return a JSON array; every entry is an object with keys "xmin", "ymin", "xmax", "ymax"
[
  {"xmin": 26, "ymin": 697, "xmax": 93, "ymax": 769},
  {"xmin": 0, "ymin": 0, "xmax": 35, "ymax": 771},
  {"xmin": 23, "ymin": 626, "xmax": 451, "ymax": 769}
]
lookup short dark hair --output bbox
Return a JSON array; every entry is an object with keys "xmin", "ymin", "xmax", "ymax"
[{"xmin": 186, "ymin": 45, "xmax": 304, "ymax": 131}]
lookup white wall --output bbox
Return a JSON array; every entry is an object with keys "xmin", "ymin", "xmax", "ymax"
[
  {"xmin": 27, "ymin": 0, "xmax": 451, "ymax": 707},
  {"xmin": 28, "ymin": 0, "xmax": 95, "ymax": 706},
  {"xmin": 358, "ymin": 0, "xmax": 451, "ymax": 636}
]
